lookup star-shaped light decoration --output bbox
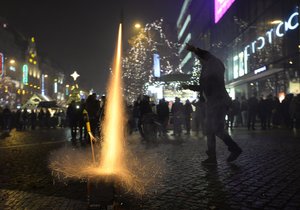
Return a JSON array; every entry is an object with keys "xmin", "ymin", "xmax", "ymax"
[{"xmin": 70, "ymin": 71, "xmax": 80, "ymax": 81}]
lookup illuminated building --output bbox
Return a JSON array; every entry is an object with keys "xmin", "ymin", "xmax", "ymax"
[
  {"xmin": 177, "ymin": 0, "xmax": 300, "ymax": 100},
  {"xmin": 0, "ymin": 17, "xmax": 69, "ymax": 108}
]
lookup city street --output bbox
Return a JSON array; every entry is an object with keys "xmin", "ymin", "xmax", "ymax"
[{"xmin": 0, "ymin": 128, "xmax": 300, "ymax": 209}]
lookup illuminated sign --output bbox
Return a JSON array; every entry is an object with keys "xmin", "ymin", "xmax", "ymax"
[
  {"xmin": 232, "ymin": 10, "xmax": 299, "ymax": 78},
  {"xmin": 0, "ymin": 53, "xmax": 4, "ymax": 77},
  {"xmin": 254, "ymin": 66, "xmax": 267, "ymax": 74},
  {"xmin": 22, "ymin": 64, "xmax": 28, "ymax": 84},
  {"xmin": 153, "ymin": 53, "xmax": 161, "ymax": 77},
  {"xmin": 244, "ymin": 11, "xmax": 299, "ymax": 59},
  {"xmin": 54, "ymin": 82, "xmax": 58, "ymax": 93},
  {"xmin": 41, "ymin": 74, "xmax": 45, "ymax": 95},
  {"xmin": 215, "ymin": 0, "xmax": 236, "ymax": 23}
]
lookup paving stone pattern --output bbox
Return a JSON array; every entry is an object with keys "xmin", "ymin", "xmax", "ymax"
[{"xmin": 0, "ymin": 128, "xmax": 300, "ymax": 209}]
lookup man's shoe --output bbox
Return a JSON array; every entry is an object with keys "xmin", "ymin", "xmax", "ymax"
[
  {"xmin": 227, "ymin": 147, "xmax": 242, "ymax": 162},
  {"xmin": 201, "ymin": 158, "xmax": 217, "ymax": 165}
]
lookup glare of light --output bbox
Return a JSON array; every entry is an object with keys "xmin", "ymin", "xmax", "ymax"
[
  {"xmin": 289, "ymin": 60, "xmax": 293, "ymax": 64},
  {"xmin": 9, "ymin": 59, "xmax": 16, "ymax": 64},
  {"xmin": 71, "ymin": 71, "xmax": 80, "ymax": 81},
  {"xmin": 100, "ymin": 23, "xmax": 125, "ymax": 174},
  {"xmin": 134, "ymin": 23, "xmax": 141, "ymax": 29},
  {"xmin": 278, "ymin": 92, "xmax": 285, "ymax": 102},
  {"xmin": 44, "ymin": 74, "xmax": 48, "ymax": 78},
  {"xmin": 270, "ymin": 20, "xmax": 282, "ymax": 24},
  {"xmin": 66, "ymin": 84, "xmax": 69, "ymax": 87}
]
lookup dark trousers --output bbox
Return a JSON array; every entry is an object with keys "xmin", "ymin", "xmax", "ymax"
[
  {"xmin": 185, "ymin": 116, "xmax": 191, "ymax": 133},
  {"xmin": 69, "ymin": 121, "xmax": 77, "ymax": 140},
  {"xmin": 248, "ymin": 111, "xmax": 256, "ymax": 129},
  {"xmin": 79, "ymin": 122, "xmax": 87, "ymax": 140},
  {"xmin": 205, "ymin": 102, "xmax": 240, "ymax": 158}
]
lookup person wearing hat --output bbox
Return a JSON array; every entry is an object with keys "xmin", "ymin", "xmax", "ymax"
[{"xmin": 183, "ymin": 44, "xmax": 242, "ymax": 165}]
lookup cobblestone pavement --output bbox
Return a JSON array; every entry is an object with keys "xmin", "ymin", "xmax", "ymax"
[{"xmin": 0, "ymin": 128, "xmax": 300, "ymax": 209}]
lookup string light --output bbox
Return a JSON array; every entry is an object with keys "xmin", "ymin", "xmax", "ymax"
[{"xmin": 122, "ymin": 19, "xmax": 182, "ymax": 103}]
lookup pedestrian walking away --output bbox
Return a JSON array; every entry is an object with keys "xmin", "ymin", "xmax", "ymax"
[{"xmin": 183, "ymin": 43, "xmax": 242, "ymax": 165}]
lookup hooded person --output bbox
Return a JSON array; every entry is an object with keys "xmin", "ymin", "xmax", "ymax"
[{"xmin": 183, "ymin": 44, "xmax": 242, "ymax": 165}]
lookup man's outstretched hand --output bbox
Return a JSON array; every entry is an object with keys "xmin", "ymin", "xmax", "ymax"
[{"xmin": 186, "ymin": 43, "xmax": 196, "ymax": 52}]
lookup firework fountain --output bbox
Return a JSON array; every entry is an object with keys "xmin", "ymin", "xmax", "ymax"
[{"xmin": 50, "ymin": 22, "xmax": 165, "ymax": 209}]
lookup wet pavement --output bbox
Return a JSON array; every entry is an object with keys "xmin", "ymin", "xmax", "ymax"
[{"xmin": 0, "ymin": 127, "xmax": 300, "ymax": 209}]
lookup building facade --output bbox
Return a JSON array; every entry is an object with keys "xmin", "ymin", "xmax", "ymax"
[
  {"xmin": 177, "ymin": 0, "xmax": 300, "ymax": 100},
  {"xmin": 0, "ymin": 17, "xmax": 69, "ymax": 109}
]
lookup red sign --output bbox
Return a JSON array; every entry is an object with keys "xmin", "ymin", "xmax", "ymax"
[{"xmin": 0, "ymin": 53, "xmax": 3, "ymax": 76}]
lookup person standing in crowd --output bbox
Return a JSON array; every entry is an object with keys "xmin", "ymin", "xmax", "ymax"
[
  {"xmin": 258, "ymin": 96, "xmax": 267, "ymax": 130},
  {"xmin": 290, "ymin": 94, "xmax": 300, "ymax": 129},
  {"xmin": 78, "ymin": 99, "xmax": 87, "ymax": 142},
  {"xmin": 2, "ymin": 105, "xmax": 12, "ymax": 132},
  {"xmin": 132, "ymin": 101, "xmax": 141, "ymax": 132},
  {"xmin": 240, "ymin": 96, "xmax": 248, "ymax": 127},
  {"xmin": 15, "ymin": 109, "xmax": 22, "ymax": 131},
  {"xmin": 192, "ymin": 97, "xmax": 206, "ymax": 136},
  {"xmin": 265, "ymin": 94, "xmax": 273, "ymax": 129},
  {"xmin": 247, "ymin": 93, "xmax": 258, "ymax": 130},
  {"xmin": 67, "ymin": 100, "xmax": 78, "ymax": 142},
  {"xmin": 183, "ymin": 44, "xmax": 242, "ymax": 165},
  {"xmin": 184, "ymin": 99, "xmax": 193, "ymax": 135},
  {"xmin": 138, "ymin": 95, "xmax": 154, "ymax": 140},
  {"xmin": 38, "ymin": 109, "xmax": 45, "ymax": 128},
  {"xmin": 21, "ymin": 108, "xmax": 29, "ymax": 130},
  {"xmin": 282, "ymin": 94, "xmax": 294, "ymax": 129},
  {"xmin": 86, "ymin": 93, "xmax": 100, "ymax": 139},
  {"xmin": 45, "ymin": 109, "xmax": 51, "ymax": 128},
  {"xmin": 156, "ymin": 98, "xmax": 169, "ymax": 136},
  {"xmin": 171, "ymin": 97, "xmax": 184, "ymax": 136},
  {"xmin": 30, "ymin": 109, "xmax": 37, "ymax": 130},
  {"xmin": 232, "ymin": 97, "xmax": 241, "ymax": 127},
  {"xmin": 272, "ymin": 96, "xmax": 281, "ymax": 128}
]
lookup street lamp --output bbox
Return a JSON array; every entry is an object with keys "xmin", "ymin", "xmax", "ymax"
[
  {"xmin": 9, "ymin": 59, "xmax": 15, "ymax": 65},
  {"xmin": 134, "ymin": 23, "xmax": 141, "ymax": 29}
]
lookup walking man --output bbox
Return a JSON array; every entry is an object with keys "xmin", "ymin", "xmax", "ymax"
[{"xmin": 183, "ymin": 44, "xmax": 242, "ymax": 165}]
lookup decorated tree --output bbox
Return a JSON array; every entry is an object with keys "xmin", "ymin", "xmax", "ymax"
[{"xmin": 122, "ymin": 19, "xmax": 181, "ymax": 103}]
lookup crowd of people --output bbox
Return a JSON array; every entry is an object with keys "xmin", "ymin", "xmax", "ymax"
[
  {"xmin": 127, "ymin": 93, "xmax": 300, "ymax": 140},
  {"xmin": 0, "ymin": 106, "xmax": 66, "ymax": 134},
  {"xmin": 1, "ymin": 92, "xmax": 299, "ymax": 140},
  {"xmin": 227, "ymin": 93, "xmax": 300, "ymax": 130},
  {"xmin": 66, "ymin": 93, "xmax": 105, "ymax": 144}
]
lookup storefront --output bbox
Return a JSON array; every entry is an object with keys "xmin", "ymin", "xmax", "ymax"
[{"xmin": 224, "ymin": 2, "xmax": 300, "ymax": 100}]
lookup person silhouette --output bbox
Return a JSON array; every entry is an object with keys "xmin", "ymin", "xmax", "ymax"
[{"xmin": 183, "ymin": 44, "xmax": 242, "ymax": 165}]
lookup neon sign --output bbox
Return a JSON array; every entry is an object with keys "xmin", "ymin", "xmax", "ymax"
[
  {"xmin": 22, "ymin": 64, "xmax": 28, "ymax": 84},
  {"xmin": 215, "ymin": 0, "xmax": 236, "ymax": 23}
]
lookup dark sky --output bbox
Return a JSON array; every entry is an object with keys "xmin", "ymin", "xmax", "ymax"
[{"xmin": 0, "ymin": 0, "xmax": 182, "ymax": 94}]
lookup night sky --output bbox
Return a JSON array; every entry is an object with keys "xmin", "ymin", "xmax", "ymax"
[{"xmin": 0, "ymin": 0, "xmax": 182, "ymax": 94}]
